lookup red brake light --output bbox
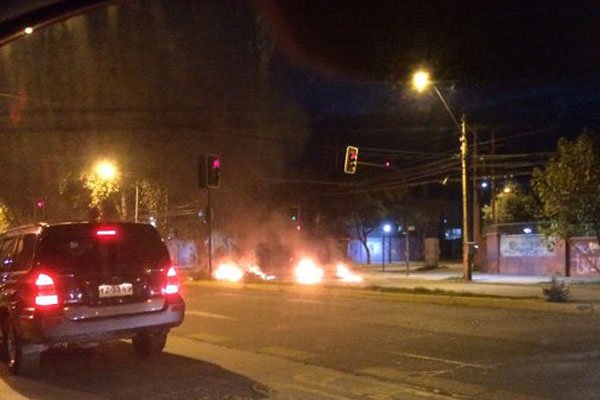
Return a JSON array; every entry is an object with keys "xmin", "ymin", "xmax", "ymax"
[
  {"xmin": 35, "ymin": 273, "xmax": 59, "ymax": 307},
  {"xmin": 96, "ymin": 229, "xmax": 117, "ymax": 237},
  {"xmin": 36, "ymin": 273, "xmax": 54, "ymax": 286},
  {"xmin": 164, "ymin": 267, "xmax": 179, "ymax": 295}
]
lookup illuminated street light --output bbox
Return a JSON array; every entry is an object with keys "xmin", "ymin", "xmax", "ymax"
[
  {"xmin": 411, "ymin": 70, "xmax": 431, "ymax": 93},
  {"xmin": 412, "ymin": 69, "xmax": 471, "ymax": 281},
  {"xmin": 23, "ymin": 27, "xmax": 34, "ymax": 35},
  {"xmin": 95, "ymin": 160, "xmax": 117, "ymax": 181},
  {"xmin": 381, "ymin": 223, "xmax": 393, "ymax": 272},
  {"xmin": 503, "ymin": 186, "xmax": 511, "ymax": 193}
]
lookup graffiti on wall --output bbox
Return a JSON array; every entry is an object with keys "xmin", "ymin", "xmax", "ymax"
[
  {"xmin": 570, "ymin": 239, "xmax": 600, "ymax": 275},
  {"xmin": 500, "ymin": 234, "xmax": 556, "ymax": 257}
]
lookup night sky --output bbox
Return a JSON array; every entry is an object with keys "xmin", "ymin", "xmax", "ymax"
[
  {"xmin": 0, "ymin": 0, "xmax": 598, "ymax": 239},
  {"xmin": 260, "ymin": 1, "xmax": 600, "ymax": 182},
  {"xmin": 261, "ymin": 1, "xmax": 600, "ymax": 82}
]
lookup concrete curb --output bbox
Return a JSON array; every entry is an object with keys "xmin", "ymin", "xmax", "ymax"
[{"xmin": 184, "ymin": 279, "xmax": 598, "ymax": 315}]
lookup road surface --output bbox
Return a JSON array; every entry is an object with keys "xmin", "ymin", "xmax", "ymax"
[{"xmin": 0, "ymin": 283, "xmax": 599, "ymax": 399}]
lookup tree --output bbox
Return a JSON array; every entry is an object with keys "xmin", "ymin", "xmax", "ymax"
[
  {"xmin": 0, "ymin": 200, "xmax": 12, "ymax": 232},
  {"xmin": 335, "ymin": 191, "xmax": 404, "ymax": 265},
  {"xmin": 59, "ymin": 169, "xmax": 121, "ymax": 220},
  {"xmin": 135, "ymin": 180, "xmax": 168, "ymax": 233},
  {"xmin": 482, "ymin": 182, "xmax": 538, "ymax": 224},
  {"xmin": 533, "ymin": 134, "xmax": 600, "ymax": 243},
  {"xmin": 81, "ymin": 170, "xmax": 120, "ymax": 211}
]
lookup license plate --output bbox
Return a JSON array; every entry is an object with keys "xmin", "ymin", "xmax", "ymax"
[{"xmin": 98, "ymin": 283, "xmax": 133, "ymax": 298}]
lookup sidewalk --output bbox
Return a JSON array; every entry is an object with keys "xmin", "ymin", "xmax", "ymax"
[{"xmin": 354, "ymin": 263, "xmax": 600, "ymax": 303}]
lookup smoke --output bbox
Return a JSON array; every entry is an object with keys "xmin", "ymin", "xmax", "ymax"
[{"xmin": 0, "ymin": 1, "xmax": 312, "ymax": 227}]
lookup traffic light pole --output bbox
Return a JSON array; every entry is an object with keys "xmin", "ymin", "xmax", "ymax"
[
  {"xmin": 461, "ymin": 116, "xmax": 471, "ymax": 281},
  {"xmin": 207, "ymin": 188, "xmax": 213, "ymax": 279}
]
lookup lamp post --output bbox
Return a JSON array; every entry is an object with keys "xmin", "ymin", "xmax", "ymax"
[
  {"xmin": 412, "ymin": 70, "xmax": 471, "ymax": 281},
  {"xmin": 134, "ymin": 184, "xmax": 139, "ymax": 223},
  {"xmin": 382, "ymin": 223, "xmax": 392, "ymax": 272},
  {"xmin": 91, "ymin": 160, "xmax": 120, "ymax": 221},
  {"xmin": 94, "ymin": 160, "xmax": 117, "ymax": 182}
]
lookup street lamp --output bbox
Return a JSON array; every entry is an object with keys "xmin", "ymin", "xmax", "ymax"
[
  {"xmin": 381, "ymin": 223, "xmax": 392, "ymax": 272},
  {"xmin": 94, "ymin": 160, "xmax": 117, "ymax": 182},
  {"xmin": 93, "ymin": 161, "xmax": 144, "ymax": 223},
  {"xmin": 88, "ymin": 160, "xmax": 120, "ymax": 221},
  {"xmin": 411, "ymin": 70, "xmax": 431, "ymax": 93},
  {"xmin": 411, "ymin": 69, "xmax": 471, "ymax": 281}
]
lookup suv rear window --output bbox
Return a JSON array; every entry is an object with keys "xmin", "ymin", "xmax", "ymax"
[{"xmin": 35, "ymin": 224, "xmax": 170, "ymax": 274}]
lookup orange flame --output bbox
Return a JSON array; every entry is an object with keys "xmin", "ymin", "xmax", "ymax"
[
  {"xmin": 336, "ymin": 263, "xmax": 363, "ymax": 283},
  {"xmin": 248, "ymin": 264, "xmax": 276, "ymax": 281},
  {"xmin": 214, "ymin": 263, "xmax": 244, "ymax": 282},
  {"xmin": 294, "ymin": 258, "xmax": 324, "ymax": 285}
]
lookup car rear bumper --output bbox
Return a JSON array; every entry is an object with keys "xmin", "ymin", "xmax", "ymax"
[{"xmin": 18, "ymin": 297, "xmax": 185, "ymax": 345}]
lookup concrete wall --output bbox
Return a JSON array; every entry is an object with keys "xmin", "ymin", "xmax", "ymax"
[
  {"xmin": 166, "ymin": 239, "xmax": 198, "ymax": 268},
  {"xmin": 348, "ymin": 236, "xmax": 422, "ymax": 264},
  {"xmin": 569, "ymin": 237, "xmax": 600, "ymax": 277},
  {"xmin": 485, "ymin": 233, "xmax": 565, "ymax": 276}
]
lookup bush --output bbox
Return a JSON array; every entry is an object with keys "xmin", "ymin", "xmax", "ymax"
[{"xmin": 542, "ymin": 276, "xmax": 570, "ymax": 302}]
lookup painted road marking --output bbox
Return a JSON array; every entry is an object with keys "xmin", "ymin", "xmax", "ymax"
[
  {"xmin": 260, "ymin": 346, "xmax": 316, "ymax": 361},
  {"xmin": 391, "ymin": 351, "xmax": 492, "ymax": 369},
  {"xmin": 188, "ymin": 332, "xmax": 230, "ymax": 343},
  {"xmin": 216, "ymin": 291, "xmax": 328, "ymax": 305},
  {"xmin": 285, "ymin": 298, "xmax": 328, "ymax": 305},
  {"xmin": 185, "ymin": 310, "xmax": 236, "ymax": 320},
  {"xmin": 215, "ymin": 292, "xmax": 277, "ymax": 300}
]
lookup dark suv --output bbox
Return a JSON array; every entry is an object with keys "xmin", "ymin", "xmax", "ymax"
[{"xmin": 0, "ymin": 222, "xmax": 185, "ymax": 374}]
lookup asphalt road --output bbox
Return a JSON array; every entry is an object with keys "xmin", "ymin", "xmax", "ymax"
[{"xmin": 1, "ymin": 284, "xmax": 600, "ymax": 399}]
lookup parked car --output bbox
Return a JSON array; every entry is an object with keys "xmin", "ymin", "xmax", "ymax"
[{"xmin": 0, "ymin": 221, "xmax": 185, "ymax": 374}]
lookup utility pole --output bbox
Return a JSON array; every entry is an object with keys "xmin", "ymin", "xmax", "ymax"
[
  {"xmin": 490, "ymin": 131, "xmax": 497, "ymax": 224},
  {"xmin": 207, "ymin": 189, "xmax": 213, "ymax": 278},
  {"xmin": 405, "ymin": 230, "xmax": 410, "ymax": 276},
  {"xmin": 413, "ymin": 74, "xmax": 471, "ymax": 281},
  {"xmin": 199, "ymin": 153, "xmax": 221, "ymax": 279},
  {"xmin": 164, "ymin": 192, "xmax": 169, "ymax": 228},
  {"xmin": 461, "ymin": 116, "xmax": 471, "ymax": 281},
  {"xmin": 472, "ymin": 128, "xmax": 480, "ymax": 245},
  {"xmin": 134, "ymin": 185, "xmax": 139, "ymax": 223},
  {"xmin": 389, "ymin": 234, "xmax": 392, "ymax": 264},
  {"xmin": 381, "ymin": 234, "xmax": 385, "ymax": 272}
]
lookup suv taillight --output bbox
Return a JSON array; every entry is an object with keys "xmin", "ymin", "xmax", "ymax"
[
  {"xmin": 35, "ymin": 273, "xmax": 59, "ymax": 307},
  {"xmin": 164, "ymin": 266, "xmax": 179, "ymax": 295}
]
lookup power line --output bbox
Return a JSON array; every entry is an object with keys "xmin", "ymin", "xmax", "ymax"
[{"xmin": 477, "ymin": 127, "xmax": 558, "ymax": 147}]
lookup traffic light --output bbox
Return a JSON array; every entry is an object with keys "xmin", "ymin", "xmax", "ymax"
[
  {"xmin": 290, "ymin": 206, "xmax": 300, "ymax": 222},
  {"xmin": 206, "ymin": 154, "xmax": 220, "ymax": 188},
  {"xmin": 199, "ymin": 154, "xmax": 221, "ymax": 189},
  {"xmin": 33, "ymin": 198, "xmax": 46, "ymax": 221},
  {"xmin": 344, "ymin": 146, "xmax": 359, "ymax": 174}
]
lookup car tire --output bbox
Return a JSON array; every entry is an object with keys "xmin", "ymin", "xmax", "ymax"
[
  {"xmin": 132, "ymin": 332, "xmax": 167, "ymax": 357},
  {"xmin": 3, "ymin": 319, "xmax": 40, "ymax": 375}
]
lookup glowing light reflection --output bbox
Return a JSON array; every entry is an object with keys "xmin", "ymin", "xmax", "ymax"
[
  {"xmin": 214, "ymin": 263, "xmax": 244, "ymax": 282},
  {"xmin": 294, "ymin": 259, "xmax": 324, "ymax": 285},
  {"xmin": 336, "ymin": 263, "xmax": 363, "ymax": 283},
  {"xmin": 247, "ymin": 264, "xmax": 276, "ymax": 281}
]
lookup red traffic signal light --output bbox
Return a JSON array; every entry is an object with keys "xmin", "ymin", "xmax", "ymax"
[
  {"xmin": 199, "ymin": 154, "xmax": 221, "ymax": 189},
  {"xmin": 206, "ymin": 154, "xmax": 220, "ymax": 188},
  {"xmin": 35, "ymin": 199, "xmax": 45, "ymax": 208},
  {"xmin": 344, "ymin": 146, "xmax": 359, "ymax": 174}
]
